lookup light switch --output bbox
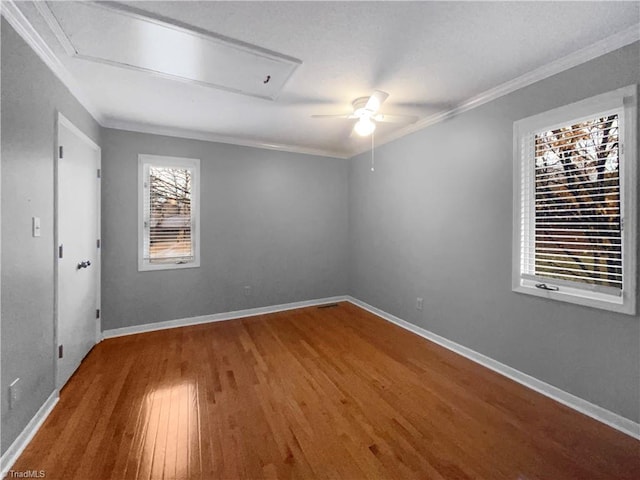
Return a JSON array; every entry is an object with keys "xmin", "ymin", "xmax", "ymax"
[
  {"xmin": 9, "ymin": 378, "xmax": 20, "ymax": 409},
  {"xmin": 32, "ymin": 217, "xmax": 41, "ymax": 237}
]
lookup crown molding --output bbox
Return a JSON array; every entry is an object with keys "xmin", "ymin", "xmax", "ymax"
[
  {"xmin": 32, "ymin": 0, "xmax": 77, "ymax": 56},
  {"xmin": 102, "ymin": 118, "xmax": 349, "ymax": 159},
  {"xmin": 4, "ymin": 0, "xmax": 637, "ymax": 160},
  {"xmin": 3, "ymin": 0, "xmax": 343, "ymax": 159},
  {"xmin": 36, "ymin": 1, "xmax": 302, "ymax": 101},
  {"xmin": 1, "ymin": 0, "xmax": 105, "ymax": 124},
  {"xmin": 350, "ymin": 23, "xmax": 640, "ymax": 158}
]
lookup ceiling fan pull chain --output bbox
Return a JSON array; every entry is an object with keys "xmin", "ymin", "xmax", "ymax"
[{"xmin": 371, "ymin": 131, "xmax": 375, "ymax": 172}]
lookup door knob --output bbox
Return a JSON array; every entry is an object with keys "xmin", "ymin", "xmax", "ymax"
[{"xmin": 77, "ymin": 260, "xmax": 91, "ymax": 269}]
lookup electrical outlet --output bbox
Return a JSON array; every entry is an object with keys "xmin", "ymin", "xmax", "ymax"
[
  {"xmin": 9, "ymin": 378, "xmax": 21, "ymax": 410},
  {"xmin": 416, "ymin": 297, "xmax": 424, "ymax": 311},
  {"xmin": 244, "ymin": 285, "xmax": 251, "ymax": 296}
]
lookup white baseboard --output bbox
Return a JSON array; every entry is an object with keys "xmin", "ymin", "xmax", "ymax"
[
  {"xmin": 102, "ymin": 296, "xmax": 348, "ymax": 339},
  {"xmin": 101, "ymin": 293, "xmax": 639, "ymax": 439},
  {"xmin": 345, "ymin": 296, "xmax": 640, "ymax": 440},
  {"xmin": 3, "ymin": 296, "xmax": 634, "ymax": 480},
  {"xmin": 1, "ymin": 390, "xmax": 59, "ymax": 478}
]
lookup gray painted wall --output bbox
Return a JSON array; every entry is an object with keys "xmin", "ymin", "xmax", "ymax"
[
  {"xmin": 349, "ymin": 42, "xmax": 640, "ymax": 422},
  {"xmin": 100, "ymin": 129, "xmax": 348, "ymax": 331},
  {"xmin": 2, "ymin": 10, "xmax": 638, "ymax": 460},
  {"xmin": 1, "ymin": 19, "xmax": 102, "ymax": 454}
]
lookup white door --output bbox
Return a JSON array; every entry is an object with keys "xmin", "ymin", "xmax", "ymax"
[{"xmin": 57, "ymin": 114, "xmax": 101, "ymax": 389}]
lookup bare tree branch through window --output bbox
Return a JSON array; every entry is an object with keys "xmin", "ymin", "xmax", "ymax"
[{"xmin": 534, "ymin": 115, "xmax": 621, "ymax": 288}]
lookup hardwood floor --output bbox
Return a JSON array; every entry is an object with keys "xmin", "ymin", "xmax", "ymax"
[{"xmin": 11, "ymin": 302, "xmax": 640, "ymax": 479}]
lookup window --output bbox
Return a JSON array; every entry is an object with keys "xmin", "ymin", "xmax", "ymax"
[
  {"xmin": 138, "ymin": 154, "xmax": 200, "ymax": 271},
  {"xmin": 513, "ymin": 85, "xmax": 636, "ymax": 314}
]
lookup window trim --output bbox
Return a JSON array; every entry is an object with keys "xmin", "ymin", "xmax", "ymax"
[
  {"xmin": 138, "ymin": 154, "xmax": 201, "ymax": 272},
  {"xmin": 512, "ymin": 85, "xmax": 637, "ymax": 315}
]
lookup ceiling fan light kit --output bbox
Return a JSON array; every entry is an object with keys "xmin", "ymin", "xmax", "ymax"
[
  {"xmin": 312, "ymin": 90, "xmax": 417, "ymax": 138},
  {"xmin": 354, "ymin": 116, "xmax": 376, "ymax": 136}
]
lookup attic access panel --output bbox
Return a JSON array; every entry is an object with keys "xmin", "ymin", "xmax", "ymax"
[{"xmin": 40, "ymin": 1, "xmax": 301, "ymax": 100}]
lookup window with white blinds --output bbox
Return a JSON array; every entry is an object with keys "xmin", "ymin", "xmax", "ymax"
[
  {"xmin": 138, "ymin": 155, "xmax": 200, "ymax": 271},
  {"xmin": 513, "ymin": 85, "xmax": 636, "ymax": 314}
]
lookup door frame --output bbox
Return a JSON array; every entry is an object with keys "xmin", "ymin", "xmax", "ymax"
[{"xmin": 54, "ymin": 112, "xmax": 101, "ymax": 388}]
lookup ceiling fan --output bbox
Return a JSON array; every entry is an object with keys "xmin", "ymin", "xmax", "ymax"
[{"xmin": 311, "ymin": 90, "xmax": 418, "ymax": 137}]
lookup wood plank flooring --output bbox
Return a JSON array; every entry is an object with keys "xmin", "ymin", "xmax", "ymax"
[{"xmin": 11, "ymin": 302, "xmax": 640, "ymax": 479}]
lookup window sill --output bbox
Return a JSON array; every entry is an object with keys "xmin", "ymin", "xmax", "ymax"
[
  {"xmin": 512, "ymin": 280, "xmax": 635, "ymax": 315},
  {"xmin": 138, "ymin": 261, "xmax": 200, "ymax": 272}
]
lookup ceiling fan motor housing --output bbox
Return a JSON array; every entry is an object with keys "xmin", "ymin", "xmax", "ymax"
[{"xmin": 352, "ymin": 97, "xmax": 375, "ymax": 117}]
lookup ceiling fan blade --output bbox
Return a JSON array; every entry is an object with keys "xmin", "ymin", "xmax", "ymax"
[
  {"xmin": 373, "ymin": 113, "xmax": 418, "ymax": 124},
  {"xmin": 311, "ymin": 114, "xmax": 356, "ymax": 119},
  {"xmin": 365, "ymin": 90, "xmax": 389, "ymax": 113},
  {"xmin": 392, "ymin": 100, "xmax": 453, "ymax": 111}
]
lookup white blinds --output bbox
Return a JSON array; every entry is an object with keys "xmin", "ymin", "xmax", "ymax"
[
  {"xmin": 520, "ymin": 113, "xmax": 622, "ymax": 293},
  {"xmin": 143, "ymin": 165, "xmax": 194, "ymax": 264}
]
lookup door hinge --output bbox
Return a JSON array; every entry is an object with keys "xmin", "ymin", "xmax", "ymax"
[
  {"xmin": 97, "ymin": 169, "xmax": 101, "ymax": 178},
  {"xmin": 58, "ymin": 345, "xmax": 63, "ymax": 358},
  {"xmin": 58, "ymin": 244, "xmax": 63, "ymax": 259},
  {"xmin": 621, "ymin": 218, "xmax": 624, "ymax": 231},
  {"xmin": 97, "ymin": 239, "xmax": 101, "ymax": 248},
  {"xmin": 59, "ymin": 146, "xmax": 63, "ymax": 159},
  {"xmin": 96, "ymin": 309, "xmax": 100, "ymax": 319}
]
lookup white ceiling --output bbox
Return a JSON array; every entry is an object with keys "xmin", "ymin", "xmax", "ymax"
[{"xmin": 10, "ymin": 1, "xmax": 640, "ymax": 158}]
